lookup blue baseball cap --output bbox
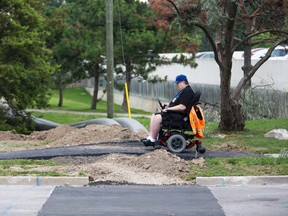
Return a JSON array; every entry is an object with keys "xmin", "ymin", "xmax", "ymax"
[{"xmin": 174, "ymin": 74, "xmax": 188, "ymax": 83}]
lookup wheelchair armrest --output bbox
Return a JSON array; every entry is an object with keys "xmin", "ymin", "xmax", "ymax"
[{"xmin": 165, "ymin": 110, "xmax": 185, "ymax": 115}]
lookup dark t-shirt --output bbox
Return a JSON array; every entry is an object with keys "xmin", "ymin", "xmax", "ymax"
[{"xmin": 168, "ymin": 85, "xmax": 195, "ymax": 114}]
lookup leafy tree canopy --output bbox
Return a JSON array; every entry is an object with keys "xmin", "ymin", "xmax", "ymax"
[{"xmin": 0, "ymin": 0, "xmax": 55, "ymax": 112}]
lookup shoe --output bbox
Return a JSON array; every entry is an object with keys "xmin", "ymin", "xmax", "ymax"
[{"xmin": 141, "ymin": 138, "xmax": 156, "ymax": 147}]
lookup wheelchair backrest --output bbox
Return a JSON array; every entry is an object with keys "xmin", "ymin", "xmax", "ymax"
[{"xmin": 186, "ymin": 91, "xmax": 201, "ymax": 112}]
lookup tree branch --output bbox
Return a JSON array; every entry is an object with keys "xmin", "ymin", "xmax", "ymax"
[
  {"xmin": 166, "ymin": 0, "xmax": 180, "ymax": 15},
  {"xmin": 231, "ymin": 40, "xmax": 285, "ymax": 101},
  {"xmin": 165, "ymin": 0, "xmax": 221, "ymax": 67},
  {"xmin": 232, "ymin": 29, "xmax": 288, "ymax": 52}
]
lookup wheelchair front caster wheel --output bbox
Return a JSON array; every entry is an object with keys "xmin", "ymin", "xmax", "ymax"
[
  {"xmin": 167, "ymin": 134, "xmax": 187, "ymax": 153},
  {"xmin": 196, "ymin": 145, "xmax": 206, "ymax": 154}
]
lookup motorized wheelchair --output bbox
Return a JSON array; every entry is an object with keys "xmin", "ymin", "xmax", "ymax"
[{"xmin": 155, "ymin": 91, "xmax": 206, "ymax": 154}]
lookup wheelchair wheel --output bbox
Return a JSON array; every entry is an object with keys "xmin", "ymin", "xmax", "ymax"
[{"xmin": 167, "ymin": 134, "xmax": 187, "ymax": 153}]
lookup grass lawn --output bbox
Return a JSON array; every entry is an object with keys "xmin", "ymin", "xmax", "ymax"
[
  {"xmin": 48, "ymin": 87, "xmax": 149, "ymax": 114},
  {"xmin": 186, "ymin": 156, "xmax": 288, "ymax": 180},
  {"xmin": 203, "ymin": 118, "xmax": 288, "ymax": 154},
  {"xmin": 0, "ymin": 159, "xmax": 67, "ymax": 176}
]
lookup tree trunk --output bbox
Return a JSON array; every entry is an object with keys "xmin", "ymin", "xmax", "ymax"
[
  {"xmin": 242, "ymin": 43, "xmax": 253, "ymax": 89},
  {"xmin": 231, "ymin": 99, "xmax": 245, "ymax": 130},
  {"xmin": 122, "ymin": 63, "xmax": 132, "ymax": 111},
  {"xmin": 122, "ymin": 90, "xmax": 128, "ymax": 111},
  {"xmin": 219, "ymin": 66, "xmax": 245, "ymax": 131},
  {"xmin": 217, "ymin": 1, "xmax": 245, "ymax": 131},
  {"xmin": 58, "ymin": 75, "xmax": 63, "ymax": 107},
  {"xmin": 91, "ymin": 67, "xmax": 100, "ymax": 110},
  {"xmin": 241, "ymin": 16, "xmax": 254, "ymax": 90}
]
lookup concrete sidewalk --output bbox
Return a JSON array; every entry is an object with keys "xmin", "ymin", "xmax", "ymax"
[
  {"xmin": 0, "ymin": 176, "xmax": 89, "ymax": 186},
  {"xmin": 196, "ymin": 175, "xmax": 288, "ymax": 186}
]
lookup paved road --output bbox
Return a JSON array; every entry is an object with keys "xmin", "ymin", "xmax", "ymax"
[
  {"xmin": 27, "ymin": 109, "xmax": 151, "ymax": 118},
  {"xmin": 1, "ymin": 185, "xmax": 288, "ymax": 216}
]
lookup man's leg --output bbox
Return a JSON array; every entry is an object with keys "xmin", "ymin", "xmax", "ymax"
[
  {"xmin": 148, "ymin": 113, "xmax": 162, "ymax": 140},
  {"xmin": 142, "ymin": 113, "xmax": 162, "ymax": 146}
]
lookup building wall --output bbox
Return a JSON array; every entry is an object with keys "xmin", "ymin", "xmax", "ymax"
[{"xmin": 150, "ymin": 58, "xmax": 288, "ymax": 91}]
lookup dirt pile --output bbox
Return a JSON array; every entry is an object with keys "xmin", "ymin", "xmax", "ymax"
[
  {"xmin": 0, "ymin": 124, "xmax": 143, "ymax": 150},
  {"xmin": 50, "ymin": 150, "xmax": 204, "ymax": 185},
  {"xmin": 0, "ymin": 124, "xmax": 204, "ymax": 185},
  {"xmin": 0, "ymin": 130, "xmax": 25, "ymax": 141}
]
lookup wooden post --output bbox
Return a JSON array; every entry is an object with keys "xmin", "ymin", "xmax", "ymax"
[{"xmin": 106, "ymin": 0, "xmax": 114, "ymax": 118}]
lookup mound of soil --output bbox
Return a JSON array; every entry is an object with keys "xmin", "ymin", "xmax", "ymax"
[
  {"xmin": 0, "ymin": 124, "xmax": 204, "ymax": 185},
  {"xmin": 0, "ymin": 124, "xmax": 143, "ymax": 150}
]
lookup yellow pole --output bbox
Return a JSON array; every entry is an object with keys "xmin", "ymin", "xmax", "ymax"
[{"xmin": 124, "ymin": 83, "xmax": 131, "ymax": 118}]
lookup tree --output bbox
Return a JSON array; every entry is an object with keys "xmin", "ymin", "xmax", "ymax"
[
  {"xmin": 149, "ymin": 0, "xmax": 288, "ymax": 131},
  {"xmin": 54, "ymin": 0, "xmax": 107, "ymax": 110},
  {"xmin": 42, "ymin": 0, "xmax": 194, "ymax": 112},
  {"xmin": 114, "ymin": 0, "xmax": 188, "ymax": 111},
  {"xmin": 0, "ymin": 0, "xmax": 55, "ymax": 113},
  {"xmin": 41, "ymin": 0, "xmax": 69, "ymax": 107}
]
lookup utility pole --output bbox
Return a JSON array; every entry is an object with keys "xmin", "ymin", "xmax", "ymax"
[{"xmin": 106, "ymin": 0, "xmax": 114, "ymax": 118}]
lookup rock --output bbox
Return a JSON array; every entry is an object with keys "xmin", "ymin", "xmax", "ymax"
[
  {"xmin": 211, "ymin": 134, "xmax": 226, "ymax": 138},
  {"xmin": 264, "ymin": 129, "xmax": 288, "ymax": 140}
]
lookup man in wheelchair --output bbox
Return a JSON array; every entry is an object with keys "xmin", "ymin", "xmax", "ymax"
[{"xmin": 142, "ymin": 74, "xmax": 205, "ymax": 153}]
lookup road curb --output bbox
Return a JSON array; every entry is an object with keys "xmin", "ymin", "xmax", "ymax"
[
  {"xmin": 0, "ymin": 176, "xmax": 89, "ymax": 186},
  {"xmin": 196, "ymin": 175, "xmax": 288, "ymax": 186}
]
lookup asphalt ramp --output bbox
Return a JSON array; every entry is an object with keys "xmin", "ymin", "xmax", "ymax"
[{"xmin": 38, "ymin": 185, "xmax": 225, "ymax": 216}]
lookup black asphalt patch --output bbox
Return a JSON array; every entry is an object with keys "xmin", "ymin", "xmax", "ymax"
[
  {"xmin": 0, "ymin": 145, "xmax": 149, "ymax": 160},
  {"xmin": 38, "ymin": 185, "xmax": 225, "ymax": 216},
  {"xmin": 0, "ymin": 141, "xmax": 262, "ymax": 160}
]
